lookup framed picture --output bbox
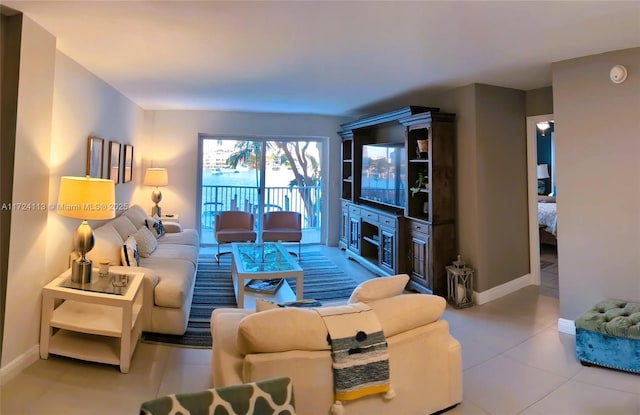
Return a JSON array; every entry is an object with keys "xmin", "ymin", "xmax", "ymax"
[
  {"xmin": 86, "ymin": 136, "xmax": 104, "ymax": 178},
  {"xmin": 108, "ymin": 141, "xmax": 121, "ymax": 184},
  {"xmin": 123, "ymin": 144, "xmax": 134, "ymax": 183}
]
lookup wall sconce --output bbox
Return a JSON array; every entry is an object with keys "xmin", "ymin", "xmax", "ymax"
[{"xmin": 144, "ymin": 168, "xmax": 169, "ymax": 217}]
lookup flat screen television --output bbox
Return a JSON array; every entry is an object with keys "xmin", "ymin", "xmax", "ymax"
[{"xmin": 360, "ymin": 143, "xmax": 406, "ymax": 209}]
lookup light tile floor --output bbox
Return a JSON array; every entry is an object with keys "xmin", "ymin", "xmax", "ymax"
[{"xmin": 2, "ymin": 245, "xmax": 638, "ymax": 415}]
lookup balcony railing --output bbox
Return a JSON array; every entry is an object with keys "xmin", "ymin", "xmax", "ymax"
[{"xmin": 201, "ymin": 185, "xmax": 321, "ymax": 232}]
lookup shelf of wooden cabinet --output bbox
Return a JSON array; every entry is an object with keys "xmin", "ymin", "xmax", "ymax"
[{"xmin": 363, "ymin": 236, "xmax": 380, "ymax": 246}]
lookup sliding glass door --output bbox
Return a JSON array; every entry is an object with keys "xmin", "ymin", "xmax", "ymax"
[{"xmin": 199, "ymin": 136, "xmax": 322, "ymax": 246}]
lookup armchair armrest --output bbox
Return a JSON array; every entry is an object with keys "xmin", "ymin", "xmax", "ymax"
[{"xmin": 164, "ymin": 222, "xmax": 183, "ymax": 233}]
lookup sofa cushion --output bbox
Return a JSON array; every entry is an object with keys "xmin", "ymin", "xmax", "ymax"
[
  {"xmin": 110, "ymin": 215, "xmax": 138, "ymax": 241},
  {"xmin": 139, "ymin": 258, "xmax": 196, "ymax": 308},
  {"xmin": 237, "ymin": 293, "xmax": 445, "ymax": 355},
  {"xmin": 348, "ymin": 274, "xmax": 409, "ymax": 303},
  {"xmin": 121, "ymin": 236, "xmax": 140, "ymax": 266},
  {"xmin": 133, "ymin": 226, "xmax": 158, "ymax": 257},
  {"xmin": 159, "ymin": 228, "xmax": 199, "ymax": 246},
  {"xmin": 145, "ymin": 216, "xmax": 166, "ymax": 238},
  {"xmin": 151, "ymin": 243, "xmax": 199, "ymax": 265},
  {"xmin": 86, "ymin": 223, "xmax": 124, "ymax": 265},
  {"xmin": 122, "ymin": 204, "xmax": 148, "ymax": 229}
]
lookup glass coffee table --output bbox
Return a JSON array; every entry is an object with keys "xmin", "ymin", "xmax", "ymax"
[{"xmin": 231, "ymin": 242, "xmax": 304, "ymax": 308}]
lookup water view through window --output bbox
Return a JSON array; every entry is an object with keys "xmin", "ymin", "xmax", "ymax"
[{"xmin": 199, "ymin": 137, "xmax": 322, "ymax": 245}]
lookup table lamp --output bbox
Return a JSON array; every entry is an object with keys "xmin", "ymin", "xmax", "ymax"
[
  {"xmin": 537, "ymin": 164, "xmax": 550, "ymax": 195},
  {"xmin": 143, "ymin": 168, "xmax": 168, "ymax": 217},
  {"xmin": 57, "ymin": 176, "xmax": 115, "ymax": 283}
]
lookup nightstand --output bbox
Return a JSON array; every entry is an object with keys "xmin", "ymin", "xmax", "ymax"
[
  {"xmin": 40, "ymin": 269, "xmax": 144, "ymax": 373},
  {"xmin": 162, "ymin": 214, "xmax": 179, "ymax": 223}
]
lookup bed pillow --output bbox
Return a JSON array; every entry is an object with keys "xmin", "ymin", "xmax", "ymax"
[
  {"xmin": 120, "ymin": 236, "xmax": 139, "ymax": 266},
  {"xmin": 145, "ymin": 216, "xmax": 166, "ymax": 238},
  {"xmin": 538, "ymin": 195, "xmax": 556, "ymax": 203},
  {"xmin": 348, "ymin": 274, "xmax": 409, "ymax": 303},
  {"xmin": 132, "ymin": 226, "xmax": 158, "ymax": 257}
]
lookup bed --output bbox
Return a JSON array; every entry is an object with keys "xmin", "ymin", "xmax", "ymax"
[{"xmin": 538, "ymin": 196, "xmax": 557, "ymax": 245}]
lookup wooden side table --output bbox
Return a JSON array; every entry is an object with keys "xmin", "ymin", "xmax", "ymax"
[{"xmin": 40, "ymin": 269, "xmax": 144, "ymax": 373}]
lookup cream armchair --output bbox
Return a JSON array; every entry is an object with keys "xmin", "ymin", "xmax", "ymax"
[{"xmin": 210, "ymin": 275, "xmax": 462, "ymax": 415}]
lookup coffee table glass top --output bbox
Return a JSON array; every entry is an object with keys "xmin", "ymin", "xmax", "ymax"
[{"xmin": 233, "ymin": 243, "xmax": 298, "ymax": 272}]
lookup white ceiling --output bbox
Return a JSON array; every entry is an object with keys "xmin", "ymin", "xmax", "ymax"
[{"xmin": 5, "ymin": 1, "xmax": 640, "ymax": 116}]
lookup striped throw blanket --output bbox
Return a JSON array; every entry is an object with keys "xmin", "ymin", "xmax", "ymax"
[{"xmin": 315, "ymin": 303, "xmax": 393, "ymax": 413}]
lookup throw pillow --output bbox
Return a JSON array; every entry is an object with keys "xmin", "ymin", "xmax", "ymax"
[
  {"xmin": 132, "ymin": 226, "xmax": 158, "ymax": 257},
  {"xmin": 120, "ymin": 236, "xmax": 139, "ymax": 266},
  {"xmin": 145, "ymin": 216, "xmax": 166, "ymax": 238},
  {"xmin": 256, "ymin": 298, "xmax": 322, "ymax": 312},
  {"xmin": 348, "ymin": 274, "xmax": 410, "ymax": 303}
]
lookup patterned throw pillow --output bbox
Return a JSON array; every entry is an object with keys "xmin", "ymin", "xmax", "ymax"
[
  {"xmin": 132, "ymin": 226, "xmax": 158, "ymax": 257},
  {"xmin": 145, "ymin": 216, "xmax": 166, "ymax": 238},
  {"xmin": 140, "ymin": 376, "xmax": 295, "ymax": 415},
  {"xmin": 120, "ymin": 236, "xmax": 139, "ymax": 266}
]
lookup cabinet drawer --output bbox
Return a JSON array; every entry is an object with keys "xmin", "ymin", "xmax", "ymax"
[
  {"xmin": 349, "ymin": 206, "xmax": 361, "ymax": 215},
  {"xmin": 379, "ymin": 216, "xmax": 396, "ymax": 227},
  {"xmin": 361, "ymin": 210, "xmax": 378, "ymax": 223},
  {"xmin": 410, "ymin": 221, "xmax": 431, "ymax": 234}
]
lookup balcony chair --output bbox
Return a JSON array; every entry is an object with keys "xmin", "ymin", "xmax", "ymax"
[
  {"xmin": 262, "ymin": 211, "xmax": 302, "ymax": 257},
  {"xmin": 214, "ymin": 211, "xmax": 257, "ymax": 263}
]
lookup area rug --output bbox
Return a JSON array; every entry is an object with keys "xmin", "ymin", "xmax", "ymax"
[{"xmin": 142, "ymin": 251, "xmax": 359, "ymax": 348}]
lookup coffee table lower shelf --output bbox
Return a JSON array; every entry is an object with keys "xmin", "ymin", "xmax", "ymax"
[{"xmin": 233, "ymin": 278, "xmax": 297, "ymax": 309}]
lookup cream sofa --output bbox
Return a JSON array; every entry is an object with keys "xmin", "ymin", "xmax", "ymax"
[
  {"xmin": 86, "ymin": 204, "xmax": 199, "ymax": 335},
  {"xmin": 210, "ymin": 275, "xmax": 462, "ymax": 415}
]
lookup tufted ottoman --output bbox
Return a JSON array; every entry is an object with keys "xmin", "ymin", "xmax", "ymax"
[{"xmin": 575, "ymin": 300, "xmax": 640, "ymax": 373}]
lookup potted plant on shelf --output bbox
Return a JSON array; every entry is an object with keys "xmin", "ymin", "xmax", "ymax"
[{"xmin": 410, "ymin": 172, "xmax": 429, "ymax": 196}]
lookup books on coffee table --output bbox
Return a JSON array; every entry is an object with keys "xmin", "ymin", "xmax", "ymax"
[{"xmin": 244, "ymin": 278, "xmax": 284, "ymax": 295}]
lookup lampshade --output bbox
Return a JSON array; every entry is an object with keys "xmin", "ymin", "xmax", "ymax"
[
  {"xmin": 536, "ymin": 121, "xmax": 550, "ymax": 132},
  {"xmin": 144, "ymin": 168, "xmax": 169, "ymax": 187},
  {"xmin": 537, "ymin": 164, "xmax": 550, "ymax": 179},
  {"xmin": 57, "ymin": 176, "xmax": 116, "ymax": 220}
]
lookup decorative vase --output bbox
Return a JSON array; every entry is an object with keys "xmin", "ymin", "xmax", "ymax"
[{"xmin": 416, "ymin": 140, "xmax": 428, "ymax": 158}]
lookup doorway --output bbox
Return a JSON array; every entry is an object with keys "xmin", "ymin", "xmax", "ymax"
[
  {"xmin": 526, "ymin": 114, "xmax": 558, "ymax": 297},
  {"xmin": 198, "ymin": 135, "xmax": 323, "ymax": 246}
]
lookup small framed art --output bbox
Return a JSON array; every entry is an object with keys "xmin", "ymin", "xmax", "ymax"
[
  {"xmin": 109, "ymin": 141, "xmax": 121, "ymax": 184},
  {"xmin": 86, "ymin": 136, "xmax": 104, "ymax": 178},
  {"xmin": 123, "ymin": 144, "xmax": 134, "ymax": 183}
]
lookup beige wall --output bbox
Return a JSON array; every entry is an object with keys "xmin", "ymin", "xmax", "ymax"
[
  {"xmin": 552, "ymin": 47, "xmax": 640, "ymax": 319},
  {"xmin": 526, "ymin": 87, "xmax": 553, "ymax": 116},
  {"xmin": 145, "ymin": 110, "xmax": 348, "ymax": 244},
  {"xmin": 46, "ymin": 51, "xmax": 146, "ymax": 273},
  {"xmin": 2, "ymin": 15, "xmax": 55, "ymax": 368},
  {"xmin": 1, "ymin": 21, "xmax": 146, "ymax": 374},
  {"xmin": 426, "ymin": 84, "xmax": 529, "ymax": 294}
]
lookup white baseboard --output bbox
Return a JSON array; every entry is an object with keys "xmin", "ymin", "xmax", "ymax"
[
  {"xmin": 557, "ymin": 318, "xmax": 576, "ymax": 335},
  {"xmin": 0, "ymin": 344, "xmax": 40, "ymax": 385},
  {"xmin": 473, "ymin": 273, "xmax": 531, "ymax": 305}
]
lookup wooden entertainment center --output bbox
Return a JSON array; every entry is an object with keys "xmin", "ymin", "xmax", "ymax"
[{"xmin": 338, "ymin": 106, "xmax": 456, "ymax": 296}]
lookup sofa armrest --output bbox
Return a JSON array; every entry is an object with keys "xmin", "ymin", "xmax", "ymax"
[
  {"xmin": 164, "ymin": 222, "xmax": 183, "ymax": 233},
  {"xmin": 211, "ymin": 308, "xmax": 252, "ymax": 387}
]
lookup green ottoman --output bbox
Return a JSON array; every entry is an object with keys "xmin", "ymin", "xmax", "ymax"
[{"xmin": 575, "ymin": 300, "xmax": 640, "ymax": 374}]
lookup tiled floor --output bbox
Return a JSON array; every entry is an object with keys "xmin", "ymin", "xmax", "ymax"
[
  {"xmin": 539, "ymin": 243, "xmax": 559, "ymax": 299},
  {"xmin": 2, "ymin": 245, "xmax": 638, "ymax": 415}
]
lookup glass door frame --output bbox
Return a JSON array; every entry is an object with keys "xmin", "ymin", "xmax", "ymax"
[{"xmin": 197, "ymin": 133, "xmax": 327, "ymax": 246}]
